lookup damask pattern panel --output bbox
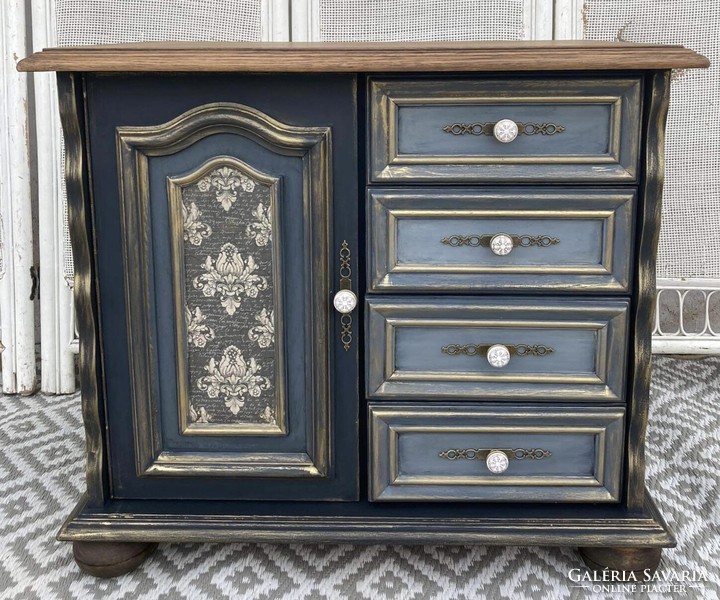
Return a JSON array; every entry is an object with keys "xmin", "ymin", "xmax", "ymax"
[{"xmin": 168, "ymin": 156, "xmax": 286, "ymax": 436}]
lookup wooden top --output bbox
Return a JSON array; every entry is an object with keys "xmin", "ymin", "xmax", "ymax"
[{"xmin": 18, "ymin": 41, "xmax": 709, "ymax": 73}]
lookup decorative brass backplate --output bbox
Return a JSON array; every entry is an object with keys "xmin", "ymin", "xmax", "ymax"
[
  {"xmin": 441, "ymin": 343, "xmax": 555, "ymax": 357},
  {"xmin": 441, "ymin": 234, "xmax": 560, "ymax": 248},
  {"xmin": 442, "ymin": 122, "xmax": 565, "ymax": 136},
  {"xmin": 439, "ymin": 448, "xmax": 553, "ymax": 460},
  {"xmin": 339, "ymin": 240, "xmax": 353, "ymax": 351}
]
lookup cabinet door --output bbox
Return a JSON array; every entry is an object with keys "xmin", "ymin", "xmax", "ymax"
[{"xmin": 86, "ymin": 74, "xmax": 358, "ymax": 500}]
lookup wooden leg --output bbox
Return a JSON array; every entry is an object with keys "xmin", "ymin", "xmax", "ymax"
[
  {"xmin": 578, "ymin": 546, "xmax": 663, "ymax": 578},
  {"xmin": 73, "ymin": 541, "xmax": 158, "ymax": 578}
]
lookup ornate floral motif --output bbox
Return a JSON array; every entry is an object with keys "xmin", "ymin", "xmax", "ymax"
[
  {"xmin": 197, "ymin": 166, "xmax": 256, "ymax": 212},
  {"xmin": 259, "ymin": 406, "xmax": 276, "ymax": 425},
  {"xmin": 197, "ymin": 345, "xmax": 272, "ymax": 415},
  {"xmin": 246, "ymin": 202, "xmax": 273, "ymax": 246},
  {"xmin": 185, "ymin": 305, "xmax": 216, "ymax": 348},
  {"xmin": 182, "ymin": 201, "xmax": 212, "ymax": 246},
  {"xmin": 179, "ymin": 162, "xmax": 278, "ymax": 428},
  {"xmin": 189, "ymin": 405, "xmax": 210, "ymax": 423},
  {"xmin": 193, "ymin": 243, "xmax": 268, "ymax": 316},
  {"xmin": 248, "ymin": 308, "xmax": 275, "ymax": 348}
]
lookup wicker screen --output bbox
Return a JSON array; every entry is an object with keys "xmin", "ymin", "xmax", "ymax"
[
  {"xmin": 55, "ymin": 0, "xmax": 262, "ymax": 45},
  {"xmin": 584, "ymin": 0, "xmax": 720, "ymax": 278},
  {"xmin": 317, "ymin": 0, "xmax": 525, "ymax": 41}
]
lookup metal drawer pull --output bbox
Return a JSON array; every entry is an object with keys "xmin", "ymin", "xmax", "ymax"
[
  {"xmin": 441, "ymin": 343, "xmax": 554, "ymax": 368},
  {"xmin": 441, "ymin": 233, "xmax": 560, "ymax": 256},
  {"xmin": 333, "ymin": 240, "xmax": 356, "ymax": 351},
  {"xmin": 439, "ymin": 447, "xmax": 553, "ymax": 474},
  {"xmin": 442, "ymin": 120, "xmax": 565, "ymax": 140}
]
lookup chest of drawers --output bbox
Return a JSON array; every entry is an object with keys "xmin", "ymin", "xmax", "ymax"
[{"xmin": 19, "ymin": 41, "xmax": 708, "ymax": 578}]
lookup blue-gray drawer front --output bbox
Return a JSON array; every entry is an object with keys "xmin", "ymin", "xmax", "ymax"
[
  {"xmin": 368, "ymin": 187, "xmax": 635, "ymax": 293},
  {"xmin": 369, "ymin": 404, "xmax": 625, "ymax": 502},
  {"xmin": 369, "ymin": 77, "xmax": 641, "ymax": 182},
  {"xmin": 366, "ymin": 297, "xmax": 629, "ymax": 401}
]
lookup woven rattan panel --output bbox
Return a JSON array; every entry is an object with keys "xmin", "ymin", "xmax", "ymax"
[
  {"xmin": 317, "ymin": 0, "xmax": 524, "ymax": 41},
  {"xmin": 584, "ymin": 0, "xmax": 719, "ymax": 278}
]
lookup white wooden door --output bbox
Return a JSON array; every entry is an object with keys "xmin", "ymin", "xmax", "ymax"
[{"xmin": 0, "ymin": 0, "xmax": 37, "ymax": 395}]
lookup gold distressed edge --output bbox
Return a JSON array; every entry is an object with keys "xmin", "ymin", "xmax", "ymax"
[
  {"xmin": 390, "ymin": 154, "xmax": 621, "ymax": 166},
  {"xmin": 57, "ymin": 73, "xmax": 108, "ymax": 507},
  {"xmin": 626, "ymin": 71, "xmax": 671, "ymax": 510},
  {"xmin": 181, "ymin": 423, "xmax": 285, "ymax": 436},
  {"xmin": 389, "ymin": 265, "xmax": 612, "ymax": 275},
  {"xmin": 392, "ymin": 474, "xmax": 605, "ymax": 488},
  {"xmin": 372, "ymin": 278, "xmax": 628, "ymax": 293},
  {"xmin": 116, "ymin": 132, "xmax": 160, "ymax": 478},
  {"xmin": 117, "ymin": 102, "xmax": 330, "ymax": 157},
  {"xmin": 304, "ymin": 125, "xmax": 333, "ymax": 479},
  {"xmin": 145, "ymin": 450, "xmax": 321, "ymax": 478},
  {"xmin": 167, "ymin": 155, "xmax": 287, "ymax": 437},
  {"xmin": 56, "ymin": 490, "xmax": 676, "ymax": 546},
  {"xmin": 387, "ymin": 371, "xmax": 603, "ymax": 385}
]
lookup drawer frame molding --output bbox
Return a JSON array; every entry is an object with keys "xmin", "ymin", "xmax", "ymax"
[
  {"xmin": 369, "ymin": 78, "xmax": 641, "ymax": 182},
  {"xmin": 366, "ymin": 297, "xmax": 629, "ymax": 401},
  {"xmin": 368, "ymin": 188, "xmax": 635, "ymax": 293},
  {"xmin": 368, "ymin": 404, "xmax": 626, "ymax": 502}
]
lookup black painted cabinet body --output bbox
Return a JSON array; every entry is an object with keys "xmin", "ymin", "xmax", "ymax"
[{"xmin": 41, "ymin": 44, "xmax": 706, "ymax": 562}]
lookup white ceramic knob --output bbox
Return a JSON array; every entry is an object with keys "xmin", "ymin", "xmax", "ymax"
[
  {"xmin": 493, "ymin": 119, "xmax": 519, "ymax": 143},
  {"xmin": 333, "ymin": 289, "xmax": 357, "ymax": 314},
  {"xmin": 486, "ymin": 450, "xmax": 510, "ymax": 474},
  {"xmin": 490, "ymin": 233, "xmax": 514, "ymax": 256},
  {"xmin": 487, "ymin": 344, "xmax": 511, "ymax": 368}
]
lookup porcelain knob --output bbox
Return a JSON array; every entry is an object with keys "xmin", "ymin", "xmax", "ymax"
[
  {"xmin": 333, "ymin": 289, "xmax": 357, "ymax": 314},
  {"xmin": 493, "ymin": 119, "xmax": 519, "ymax": 143},
  {"xmin": 487, "ymin": 344, "xmax": 511, "ymax": 368},
  {"xmin": 486, "ymin": 450, "xmax": 510, "ymax": 474}
]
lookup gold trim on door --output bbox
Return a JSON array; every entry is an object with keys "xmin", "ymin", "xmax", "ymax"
[{"xmin": 117, "ymin": 102, "xmax": 332, "ymax": 478}]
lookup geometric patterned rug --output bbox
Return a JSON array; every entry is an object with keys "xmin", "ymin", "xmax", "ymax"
[{"xmin": 0, "ymin": 357, "xmax": 718, "ymax": 599}]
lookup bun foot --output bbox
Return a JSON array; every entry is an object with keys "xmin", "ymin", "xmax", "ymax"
[
  {"xmin": 73, "ymin": 541, "xmax": 157, "ymax": 577},
  {"xmin": 579, "ymin": 546, "xmax": 663, "ymax": 579}
]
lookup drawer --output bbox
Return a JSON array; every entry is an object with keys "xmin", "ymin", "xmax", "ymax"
[
  {"xmin": 369, "ymin": 404, "xmax": 625, "ymax": 502},
  {"xmin": 368, "ymin": 187, "xmax": 635, "ymax": 293},
  {"xmin": 366, "ymin": 297, "xmax": 629, "ymax": 401},
  {"xmin": 369, "ymin": 77, "xmax": 641, "ymax": 182}
]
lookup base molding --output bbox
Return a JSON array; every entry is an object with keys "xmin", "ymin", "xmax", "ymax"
[{"xmin": 59, "ymin": 491, "xmax": 674, "ymax": 547}]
